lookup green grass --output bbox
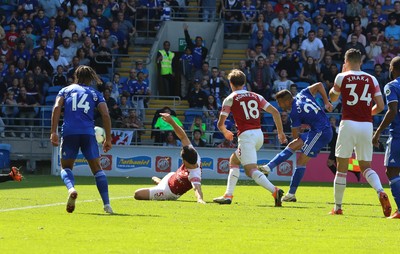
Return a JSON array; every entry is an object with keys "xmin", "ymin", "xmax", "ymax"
[{"xmin": 0, "ymin": 176, "xmax": 398, "ymax": 254}]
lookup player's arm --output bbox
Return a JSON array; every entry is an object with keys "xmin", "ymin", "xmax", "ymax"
[
  {"xmin": 217, "ymin": 114, "xmax": 234, "ymax": 141},
  {"xmin": 50, "ymin": 96, "xmax": 64, "ymax": 146},
  {"xmin": 371, "ymin": 95, "xmax": 385, "ymax": 116},
  {"xmin": 265, "ymin": 104, "xmax": 287, "ymax": 144},
  {"xmin": 98, "ymin": 102, "xmax": 112, "ymax": 153},
  {"xmin": 291, "ymin": 126, "xmax": 301, "ymax": 140},
  {"xmin": 309, "ymin": 82, "xmax": 333, "ymax": 112},
  {"xmin": 160, "ymin": 113, "xmax": 191, "ymax": 146},
  {"xmin": 329, "ymin": 84, "xmax": 341, "ymax": 102},
  {"xmin": 373, "ymin": 101, "xmax": 397, "ymax": 147},
  {"xmin": 192, "ymin": 182, "xmax": 206, "ymax": 204}
]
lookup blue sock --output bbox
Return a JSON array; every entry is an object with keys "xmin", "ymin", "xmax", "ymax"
[
  {"xmin": 61, "ymin": 168, "xmax": 75, "ymax": 190},
  {"xmin": 389, "ymin": 176, "xmax": 400, "ymax": 210},
  {"xmin": 94, "ymin": 170, "xmax": 110, "ymax": 205},
  {"xmin": 289, "ymin": 167, "xmax": 306, "ymax": 194},
  {"xmin": 268, "ymin": 147, "xmax": 294, "ymax": 170}
]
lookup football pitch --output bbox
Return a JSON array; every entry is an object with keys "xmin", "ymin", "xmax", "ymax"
[{"xmin": 0, "ymin": 176, "xmax": 398, "ymax": 254}]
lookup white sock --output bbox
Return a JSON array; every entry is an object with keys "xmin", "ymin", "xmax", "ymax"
[
  {"xmin": 363, "ymin": 168, "xmax": 384, "ymax": 193},
  {"xmin": 68, "ymin": 187, "xmax": 76, "ymax": 193},
  {"xmin": 225, "ymin": 166, "xmax": 240, "ymax": 196},
  {"xmin": 251, "ymin": 170, "xmax": 275, "ymax": 193},
  {"xmin": 334, "ymin": 172, "xmax": 347, "ymax": 210}
]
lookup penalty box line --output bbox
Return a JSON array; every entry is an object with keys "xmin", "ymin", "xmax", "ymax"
[{"xmin": 0, "ymin": 196, "xmax": 132, "ymax": 212}]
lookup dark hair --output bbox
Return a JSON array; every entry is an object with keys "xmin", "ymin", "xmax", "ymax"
[
  {"xmin": 276, "ymin": 89, "xmax": 293, "ymax": 101},
  {"xmin": 74, "ymin": 65, "xmax": 102, "ymax": 85},
  {"xmin": 181, "ymin": 145, "xmax": 198, "ymax": 164}
]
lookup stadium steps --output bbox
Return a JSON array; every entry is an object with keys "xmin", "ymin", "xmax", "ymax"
[
  {"xmin": 116, "ymin": 46, "xmax": 151, "ymax": 78},
  {"xmin": 141, "ymin": 99, "xmax": 189, "ymax": 144},
  {"xmin": 219, "ymin": 48, "xmax": 247, "ymax": 72}
]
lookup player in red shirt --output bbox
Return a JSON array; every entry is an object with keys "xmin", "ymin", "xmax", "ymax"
[
  {"xmin": 134, "ymin": 113, "xmax": 205, "ymax": 203},
  {"xmin": 329, "ymin": 48, "xmax": 391, "ymax": 216},
  {"xmin": 213, "ymin": 69, "xmax": 287, "ymax": 206}
]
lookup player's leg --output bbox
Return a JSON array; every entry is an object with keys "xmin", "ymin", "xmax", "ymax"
[
  {"xmin": 82, "ymin": 135, "xmax": 113, "ymax": 214},
  {"xmin": 386, "ymin": 167, "xmax": 400, "ymax": 219},
  {"xmin": 213, "ymin": 152, "xmax": 240, "ymax": 204},
  {"xmin": 356, "ymin": 123, "xmax": 391, "ymax": 217},
  {"xmin": 243, "ymin": 129, "xmax": 284, "ymax": 206},
  {"xmin": 60, "ymin": 135, "xmax": 79, "ymax": 213},
  {"xmin": 135, "ymin": 172, "xmax": 175, "ymax": 200},
  {"xmin": 0, "ymin": 167, "xmax": 23, "ymax": 182}
]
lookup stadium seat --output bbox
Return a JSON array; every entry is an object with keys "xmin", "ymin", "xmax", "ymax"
[
  {"xmin": 47, "ymin": 86, "xmax": 62, "ymax": 96},
  {"xmin": 269, "ymin": 100, "xmax": 281, "ymax": 111},
  {"xmin": 184, "ymin": 109, "xmax": 203, "ymax": 130},
  {"xmin": 361, "ymin": 61, "xmax": 375, "ymax": 73},
  {"xmin": 119, "ymin": 77, "xmax": 128, "ymax": 84},
  {"xmin": 45, "ymin": 95, "xmax": 57, "ymax": 105},
  {"xmin": 262, "ymin": 114, "xmax": 275, "ymax": 132}
]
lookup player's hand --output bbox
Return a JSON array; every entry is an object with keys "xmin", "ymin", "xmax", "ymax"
[
  {"xmin": 223, "ymin": 130, "xmax": 234, "ymax": 141},
  {"xmin": 50, "ymin": 133, "xmax": 59, "ymax": 146},
  {"xmin": 183, "ymin": 23, "xmax": 188, "ymax": 30},
  {"xmin": 372, "ymin": 131, "xmax": 381, "ymax": 148},
  {"xmin": 160, "ymin": 113, "xmax": 173, "ymax": 124},
  {"xmin": 278, "ymin": 132, "xmax": 287, "ymax": 144},
  {"xmin": 103, "ymin": 140, "xmax": 112, "ymax": 153},
  {"xmin": 325, "ymin": 102, "xmax": 334, "ymax": 112}
]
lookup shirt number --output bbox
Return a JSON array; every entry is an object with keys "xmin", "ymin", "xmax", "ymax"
[
  {"xmin": 345, "ymin": 83, "xmax": 372, "ymax": 106},
  {"xmin": 71, "ymin": 93, "xmax": 90, "ymax": 113},
  {"xmin": 303, "ymin": 99, "xmax": 321, "ymax": 114},
  {"xmin": 240, "ymin": 100, "xmax": 259, "ymax": 120}
]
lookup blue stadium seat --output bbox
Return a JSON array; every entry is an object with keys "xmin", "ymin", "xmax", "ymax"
[
  {"xmin": 119, "ymin": 77, "xmax": 128, "ymax": 84},
  {"xmin": 47, "ymin": 86, "xmax": 62, "ymax": 96},
  {"xmin": 269, "ymin": 100, "xmax": 281, "ymax": 111},
  {"xmin": 262, "ymin": 114, "xmax": 275, "ymax": 132},
  {"xmin": 184, "ymin": 109, "xmax": 203, "ymax": 130},
  {"xmin": 361, "ymin": 61, "xmax": 375, "ymax": 73},
  {"xmin": 45, "ymin": 95, "xmax": 57, "ymax": 105},
  {"xmin": 296, "ymin": 81, "xmax": 310, "ymax": 90}
]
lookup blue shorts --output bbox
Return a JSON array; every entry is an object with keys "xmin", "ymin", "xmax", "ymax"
[
  {"xmin": 60, "ymin": 134, "xmax": 100, "ymax": 160},
  {"xmin": 384, "ymin": 136, "xmax": 400, "ymax": 167},
  {"xmin": 300, "ymin": 127, "xmax": 333, "ymax": 158}
]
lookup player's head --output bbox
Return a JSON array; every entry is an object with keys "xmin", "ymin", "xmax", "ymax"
[
  {"xmin": 389, "ymin": 56, "xmax": 400, "ymax": 80},
  {"xmin": 275, "ymin": 89, "xmax": 293, "ymax": 111},
  {"xmin": 74, "ymin": 65, "xmax": 102, "ymax": 85},
  {"xmin": 181, "ymin": 145, "xmax": 198, "ymax": 164},
  {"xmin": 227, "ymin": 69, "xmax": 246, "ymax": 90},
  {"xmin": 344, "ymin": 48, "xmax": 362, "ymax": 67}
]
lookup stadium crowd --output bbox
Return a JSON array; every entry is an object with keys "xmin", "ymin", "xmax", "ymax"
[{"xmin": 0, "ymin": 0, "xmax": 396, "ymax": 147}]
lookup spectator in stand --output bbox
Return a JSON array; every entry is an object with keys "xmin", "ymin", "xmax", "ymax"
[
  {"xmin": 86, "ymin": 27, "xmax": 100, "ymax": 48},
  {"xmin": 325, "ymin": 29, "xmax": 346, "ymax": 63},
  {"xmin": 33, "ymin": 36, "xmax": 53, "ymax": 59},
  {"xmin": 154, "ymin": 112, "xmax": 183, "ymax": 145},
  {"xmin": 135, "ymin": 59, "xmax": 149, "ymax": 82},
  {"xmin": 1, "ymin": 39, "xmax": 15, "ymax": 65},
  {"xmin": 14, "ymin": 29, "xmax": 34, "ymax": 53},
  {"xmin": 191, "ymin": 129, "xmax": 206, "ymax": 147},
  {"xmin": 180, "ymin": 47, "xmax": 193, "ymax": 99},
  {"xmin": 292, "ymin": 2, "xmax": 311, "ymax": 22},
  {"xmin": 15, "ymin": 59, "xmax": 28, "ymax": 80},
  {"xmin": 110, "ymin": 20, "xmax": 128, "ymax": 54},
  {"xmin": 75, "ymin": 48, "xmax": 90, "ymax": 66},
  {"xmin": 203, "ymin": 94, "xmax": 218, "ymax": 129},
  {"xmin": 276, "ymin": 48, "xmax": 300, "ymax": 81},
  {"xmin": 238, "ymin": 59, "xmax": 251, "ymax": 90},
  {"xmin": 110, "ymin": 72, "xmax": 123, "ymax": 102},
  {"xmin": 385, "ymin": 16, "xmax": 400, "ymax": 44},
  {"xmin": 270, "ymin": 11, "xmax": 290, "ymax": 34},
  {"xmin": 321, "ymin": 63, "xmax": 340, "ymax": 96},
  {"xmin": 373, "ymin": 63, "xmax": 388, "ymax": 92},
  {"xmin": 131, "ymin": 71, "xmax": 151, "ymax": 120},
  {"xmin": 70, "ymin": 32, "xmax": 82, "ymax": 49},
  {"xmin": 13, "ymin": 40, "xmax": 31, "ymax": 67},
  {"xmin": 5, "ymin": 23, "xmax": 18, "ymax": 50},
  {"xmin": 94, "ymin": 7, "xmax": 111, "ymax": 30},
  {"xmin": 272, "ymin": 111, "xmax": 291, "ymax": 148},
  {"xmin": 183, "ymin": 23, "xmax": 208, "ymax": 72},
  {"xmin": 247, "ymin": 30, "xmax": 271, "ymax": 57},
  {"xmin": 67, "ymin": 56, "xmax": 80, "ymax": 79},
  {"xmin": 366, "ymin": 16, "xmax": 385, "ymax": 38},
  {"xmin": 93, "ymin": 38, "xmax": 112, "ymax": 76},
  {"xmin": 365, "ymin": 36, "xmax": 381, "ymax": 63},
  {"xmin": 209, "ymin": 66, "xmax": 229, "ymax": 105},
  {"xmin": 301, "ymin": 30, "xmax": 325, "ymax": 64},
  {"xmin": 251, "ymin": 13, "xmax": 269, "ymax": 35},
  {"xmin": 331, "ymin": 8, "xmax": 349, "ymax": 34},
  {"xmin": 84, "ymin": 18, "xmax": 104, "ymax": 38},
  {"xmin": 62, "ymin": 21, "xmax": 82, "ymax": 39},
  {"xmin": 72, "ymin": 0, "xmax": 88, "ymax": 16},
  {"xmin": 3, "ymin": 90, "xmax": 18, "ymax": 137},
  {"xmin": 300, "ymin": 56, "xmax": 320, "ymax": 84},
  {"xmin": 18, "ymin": 12, "xmax": 32, "ymax": 31},
  {"xmin": 52, "ymin": 65, "xmax": 68, "ymax": 87},
  {"xmin": 375, "ymin": 43, "xmax": 395, "ymax": 65},
  {"xmin": 17, "ymin": 86, "xmax": 39, "ymax": 138},
  {"xmin": 291, "ymin": 26, "xmax": 307, "ymax": 47},
  {"xmin": 121, "ymin": 109, "xmax": 144, "ymax": 142},
  {"xmin": 312, "ymin": 15, "xmax": 330, "ymax": 38},
  {"xmin": 42, "ymin": 17, "xmax": 62, "ymax": 41},
  {"xmin": 190, "ymin": 115, "xmax": 206, "ymax": 138},
  {"xmin": 55, "ymin": 7, "xmax": 70, "ymax": 32},
  {"xmin": 290, "ymin": 13, "xmax": 311, "ymax": 39},
  {"xmin": 272, "ymin": 69, "xmax": 294, "ymax": 100},
  {"xmin": 49, "ymin": 48, "xmax": 69, "ymax": 74},
  {"xmin": 17, "ymin": 1, "xmax": 39, "ymax": 19},
  {"xmin": 80, "ymin": 36, "xmax": 95, "ymax": 60},
  {"xmin": 319, "ymin": 55, "xmax": 335, "ymax": 81},
  {"xmin": 156, "ymin": 40, "xmax": 175, "ymax": 96},
  {"xmin": 163, "ymin": 131, "xmax": 182, "ymax": 147},
  {"xmin": 188, "ymin": 79, "xmax": 207, "ymax": 109},
  {"xmin": 25, "ymin": 74, "xmax": 42, "ymax": 103},
  {"xmin": 115, "ymin": 12, "xmax": 136, "ymax": 43},
  {"xmin": 194, "ymin": 61, "xmax": 212, "ymax": 91},
  {"xmin": 239, "ymin": 0, "xmax": 256, "ymax": 35},
  {"xmin": 118, "ymin": 94, "xmax": 132, "ymax": 119},
  {"xmin": 39, "ymin": 0, "xmax": 61, "ymax": 18},
  {"xmin": 347, "ymin": 25, "xmax": 366, "ymax": 47},
  {"xmin": 103, "ymin": 28, "xmax": 119, "ymax": 55},
  {"xmin": 388, "ymin": 37, "xmax": 400, "ymax": 56},
  {"xmin": 33, "ymin": 9, "xmax": 49, "ymax": 35},
  {"xmin": 32, "ymin": 65, "xmax": 52, "ymax": 98},
  {"xmin": 101, "ymin": 88, "xmax": 121, "ymax": 127},
  {"xmin": 272, "ymin": 25, "xmax": 290, "ymax": 51},
  {"xmin": 28, "ymin": 48, "xmax": 53, "ymax": 75},
  {"xmin": 250, "ymin": 56, "xmax": 272, "ymax": 100},
  {"xmin": 346, "ymin": 0, "xmax": 362, "ymax": 19},
  {"xmin": 344, "ymin": 34, "xmax": 366, "ymax": 63},
  {"xmin": 200, "ymin": 0, "xmax": 216, "ymax": 22},
  {"xmin": 220, "ymin": 0, "xmax": 242, "ymax": 35},
  {"xmin": 2, "ymin": 63, "xmax": 17, "ymax": 88},
  {"xmin": 73, "ymin": 9, "xmax": 89, "ymax": 32}
]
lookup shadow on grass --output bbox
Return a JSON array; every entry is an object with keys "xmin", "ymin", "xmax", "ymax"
[{"xmin": 81, "ymin": 212, "xmax": 159, "ymax": 217}]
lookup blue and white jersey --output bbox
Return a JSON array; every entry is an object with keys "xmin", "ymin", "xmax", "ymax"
[
  {"xmin": 384, "ymin": 78, "xmax": 400, "ymax": 138},
  {"xmin": 58, "ymin": 84, "xmax": 105, "ymax": 136},
  {"xmin": 290, "ymin": 88, "xmax": 330, "ymax": 132}
]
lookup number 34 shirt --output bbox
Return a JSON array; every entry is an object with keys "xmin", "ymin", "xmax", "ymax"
[{"xmin": 58, "ymin": 84, "xmax": 106, "ymax": 136}]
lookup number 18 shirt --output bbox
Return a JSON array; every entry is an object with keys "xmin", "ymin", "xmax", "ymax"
[
  {"xmin": 221, "ymin": 90, "xmax": 269, "ymax": 136},
  {"xmin": 58, "ymin": 84, "xmax": 106, "ymax": 136},
  {"xmin": 334, "ymin": 70, "xmax": 381, "ymax": 123}
]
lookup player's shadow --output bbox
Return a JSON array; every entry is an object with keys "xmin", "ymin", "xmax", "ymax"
[{"xmin": 81, "ymin": 212, "xmax": 162, "ymax": 217}]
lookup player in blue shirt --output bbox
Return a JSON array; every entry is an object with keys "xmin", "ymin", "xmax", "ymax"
[
  {"xmin": 259, "ymin": 82, "xmax": 333, "ymax": 202},
  {"xmin": 373, "ymin": 56, "xmax": 400, "ymax": 219},
  {"xmin": 50, "ymin": 65, "xmax": 114, "ymax": 214}
]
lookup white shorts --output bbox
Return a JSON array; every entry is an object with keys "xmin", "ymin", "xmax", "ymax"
[
  {"xmin": 335, "ymin": 120, "xmax": 373, "ymax": 161},
  {"xmin": 235, "ymin": 129, "xmax": 264, "ymax": 166},
  {"xmin": 148, "ymin": 172, "xmax": 180, "ymax": 200}
]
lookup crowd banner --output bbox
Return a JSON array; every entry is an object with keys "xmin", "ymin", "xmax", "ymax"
[{"xmin": 111, "ymin": 130, "xmax": 134, "ymax": 145}]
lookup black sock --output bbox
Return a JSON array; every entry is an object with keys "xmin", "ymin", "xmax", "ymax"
[
  {"xmin": 0, "ymin": 174, "xmax": 12, "ymax": 183},
  {"xmin": 328, "ymin": 165, "xmax": 337, "ymax": 175}
]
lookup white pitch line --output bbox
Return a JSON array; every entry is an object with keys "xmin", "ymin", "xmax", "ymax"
[{"xmin": 0, "ymin": 196, "xmax": 133, "ymax": 212}]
